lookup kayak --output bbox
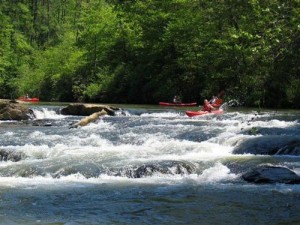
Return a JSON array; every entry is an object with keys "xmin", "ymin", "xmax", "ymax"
[
  {"xmin": 186, "ymin": 109, "xmax": 223, "ymax": 117},
  {"xmin": 17, "ymin": 97, "xmax": 39, "ymax": 103},
  {"xmin": 159, "ymin": 102, "xmax": 197, "ymax": 107}
]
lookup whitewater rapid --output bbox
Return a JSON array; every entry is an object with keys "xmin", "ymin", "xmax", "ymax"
[
  {"xmin": 1, "ymin": 105, "xmax": 300, "ymax": 224},
  {"xmin": 0, "ymin": 106, "xmax": 299, "ymax": 186}
]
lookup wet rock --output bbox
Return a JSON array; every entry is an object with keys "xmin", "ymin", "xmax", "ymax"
[
  {"xmin": 31, "ymin": 119, "xmax": 53, "ymax": 127},
  {"xmin": 52, "ymin": 164, "xmax": 101, "ymax": 178},
  {"xmin": 16, "ymin": 166, "xmax": 45, "ymax": 177},
  {"xmin": 233, "ymin": 135, "xmax": 300, "ymax": 156},
  {"xmin": 61, "ymin": 103, "xmax": 119, "ymax": 116},
  {"xmin": 275, "ymin": 141, "xmax": 300, "ymax": 155},
  {"xmin": 242, "ymin": 165, "xmax": 300, "ymax": 184},
  {"xmin": 0, "ymin": 99, "xmax": 33, "ymax": 120},
  {"xmin": 0, "ymin": 149, "xmax": 24, "ymax": 162},
  {"xmin": 127, "ymin": 161, "xmax": 195, "ymax": 178}
]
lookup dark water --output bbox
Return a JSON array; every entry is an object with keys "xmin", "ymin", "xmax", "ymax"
[{"xmin": 0, "ymin": 105, "xmax": 300, "ymax": 224}]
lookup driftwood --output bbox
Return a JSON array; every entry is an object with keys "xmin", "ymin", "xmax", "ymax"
[
  {"xmin": 61, "ymin": 103, "xmax": 120, "ymax": 128},
  {"xmin": 70, "ymin": 109, "xmax": 108, "ymax": 128}
]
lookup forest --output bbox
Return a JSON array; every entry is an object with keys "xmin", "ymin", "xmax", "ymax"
[{"xmin": 0, "ymin": 0, "xmax": 299, "ymax": 108}]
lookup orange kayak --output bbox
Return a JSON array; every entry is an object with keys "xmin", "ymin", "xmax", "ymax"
[{"xmin": 186, "ymin": 109, "xmax": 223, "ymax": 117}]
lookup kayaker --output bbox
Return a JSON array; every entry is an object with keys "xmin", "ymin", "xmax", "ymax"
[
  {"xmin": 209, "ymin": 96, "xmax": 217, "ymax": 104},
  {"xmin": 173, "ymin": 95, "xmax": 182, "ymax": 104},
  {"xmin": 202, "ymin": 99, "xmax": 216, "ymax": 112},
  {"xmin": 202, "ymin": 90, "xmax": 225, "ymax": 111},
  {"xmin": 210, "ymin": 91, "xmax": 225, "ymax": 108}
]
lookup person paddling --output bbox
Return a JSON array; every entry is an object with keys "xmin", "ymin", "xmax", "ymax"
[
  {"xmin": 202, "ymin": 99, "xmax": 216, "ymax": 112},
  {"xmin": 209, "ymin": 91, "xmax": 225, "ymax": 108},
  {"xmin": 202, "ymin": 90, "xmax": 225, "ymax": 111},
  {"xmin": 173, "ymin": 95, "xmax": 182, "ymax": 104}
]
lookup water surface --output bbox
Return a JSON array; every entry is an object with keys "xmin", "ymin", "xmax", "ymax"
[{"xmin": 0, "ymin": 105, "xmax": 300, "ymax": 224}]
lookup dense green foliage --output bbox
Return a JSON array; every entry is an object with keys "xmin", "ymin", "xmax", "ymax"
[{"xmin": 0, "ymin": 0, "xmax": 299, "ymax": 108}]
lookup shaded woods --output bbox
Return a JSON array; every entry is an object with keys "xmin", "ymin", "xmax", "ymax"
[{"xmin": 0, "ymin": 0, "xmax": 299, "ymax": 108}]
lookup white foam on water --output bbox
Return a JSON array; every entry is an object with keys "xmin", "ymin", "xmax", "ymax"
[
  {"xmin": 3, "ymin": 110, "xmax": 297, "ymax": 164},
  {"xmin": 0, "ymin": 163, "xmax": 239, "ymax": 189},
  {"xmin": 12, "ymin": 116, "xmax": 235, "ymax": 161},
  {"xmin": 81, "ymin": 118, "xmax": 115, "ymax": 131},
  {"xmin": 32, "ymin": 108, "xmax": 67, "ymax": 119},
  {"xmin": 0, "ymin": 120, "xmax": 15, "ymax": 123},
  {"xmin": 3, "ymin": 131, "xmax": 15, "ymax": 136},
  {"xmin": 3, "ymin": 144, "xmax": 53, "ymax": 160},
  {"xmin": 197, "ymin": 162, "xmax": 238, "ymax": 183},
  {"xmin": 206, "ymin": 111, "xmax": 300, "ymax": 146},
  {"xmin": 80, "ymin": 136, "xmax": 233, "ymax": 165},
  {"xmin": 293, "ymin": 168, "xmax": 300, "ymax": 176},
  {"xmin": 0, "ymin": 130, "xmax": 235, "ymax": 174},
  {"xmin": 248, "ymin": 119, "xmax": 298, "ymax": 129},
  {"xmin": 29, "ymin": 131, "xmax": 45, "ymax": 138},
  {"xmin": 0, "ymin": 108, "xmax": 299, "ymax": 189}
]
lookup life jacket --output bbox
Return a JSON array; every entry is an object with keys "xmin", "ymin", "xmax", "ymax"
[
  {"xmin": 203, "ymin": 102, "xmax": 212, "ymax": 112},
  {"xmin": 212, "ymin": 98, "xmax": 223, "ymax": 108}
]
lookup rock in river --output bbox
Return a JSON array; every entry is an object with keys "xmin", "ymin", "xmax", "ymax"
[
  {"xmin": 233, "ymin": 135, "xmax": 300, "ymax": 156},
  {"xmin": 61, "ymin": 103, "xmax": 119, "ymax": 116},
  {"xmin": 0, "ymin": 99, "xmax": 33, "ymax": 120},
  {"xmin": 61, "ymin": 103, "xmax": 121, "ymax": 128},
  {"xmin": 242, "ymin": 164, "xmax": 300, "ymax": 184}
]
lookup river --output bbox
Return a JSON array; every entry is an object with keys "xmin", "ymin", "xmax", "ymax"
[{"xmin": 0, "ymin": 104, "xmax": 300, "ymax": 225}]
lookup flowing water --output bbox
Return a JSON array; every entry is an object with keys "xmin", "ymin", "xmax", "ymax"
[{"xmin": 0, "ymin": 104, "xmax": 300, "ymax": 225}]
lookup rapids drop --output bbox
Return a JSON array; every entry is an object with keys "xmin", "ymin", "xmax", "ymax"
[{"xmin": 0, "ymin": 105, "xmax": 300, "ymax": 224}]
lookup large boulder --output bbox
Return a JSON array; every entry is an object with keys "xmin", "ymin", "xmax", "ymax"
[
  {"xmin": 233, "ymin": 135, "xmax": 300, "ymax": 156},
  {"xmin": 61, "ymin": 103, "xmax": 119, "ymax": 116},
  {"xmin": 242, "ymin": 165, "xmax": 300, "ymax": 184},
  {"xmin": 0, "ymin": 99, "xmax": 33, "ymax": 120},
  {"xmin": 275, "ymin": 141, "xmax": 300, "ymax": 155}
]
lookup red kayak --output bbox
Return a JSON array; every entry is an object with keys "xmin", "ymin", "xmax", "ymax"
[
  {"xmin": 159, "ymin": 102, "xmax": 197, "ymax": 107},
  {"xmin": 186, "ymin": 109, "xmax": 224, "ymax": 117},
  {"xmin": 17, "ymin": 97, "xmax": 39, "ymax": 103}
]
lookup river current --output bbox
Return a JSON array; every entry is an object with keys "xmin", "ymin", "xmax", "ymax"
[{"xmin": 0, "ymin": 104, "xmax": 300, "ymax": 225}]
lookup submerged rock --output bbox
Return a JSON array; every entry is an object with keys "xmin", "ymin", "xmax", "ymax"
[
  {"xmin": 31, "ymin": 119, "xmax": 54, "ymax": 127},
  {"xmin": 52, "ymin": 164, "xmax": 101, "ymax": 179},
  {"xmin": 0, "ymin": 149, "xmax": 24, "ymax": 162},
  {"xmin": 50, "ymin": 161, "xmax": 195, "ymax": 179},
  {"xmin": 124, "ymin": 161, "xmax": 195, "ymax": 178},
  {"xmin": 0, "ymin": 99, "xmax": 33, "ymax": 120},
  {"xmin": 242, "ymin": 165, "xmax": 300, "ymax": 184}
]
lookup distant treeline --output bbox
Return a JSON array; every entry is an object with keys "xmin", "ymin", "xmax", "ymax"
[{"xmin": 0, "ymin": 0, "xmax": 299, "ymax": 108}]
